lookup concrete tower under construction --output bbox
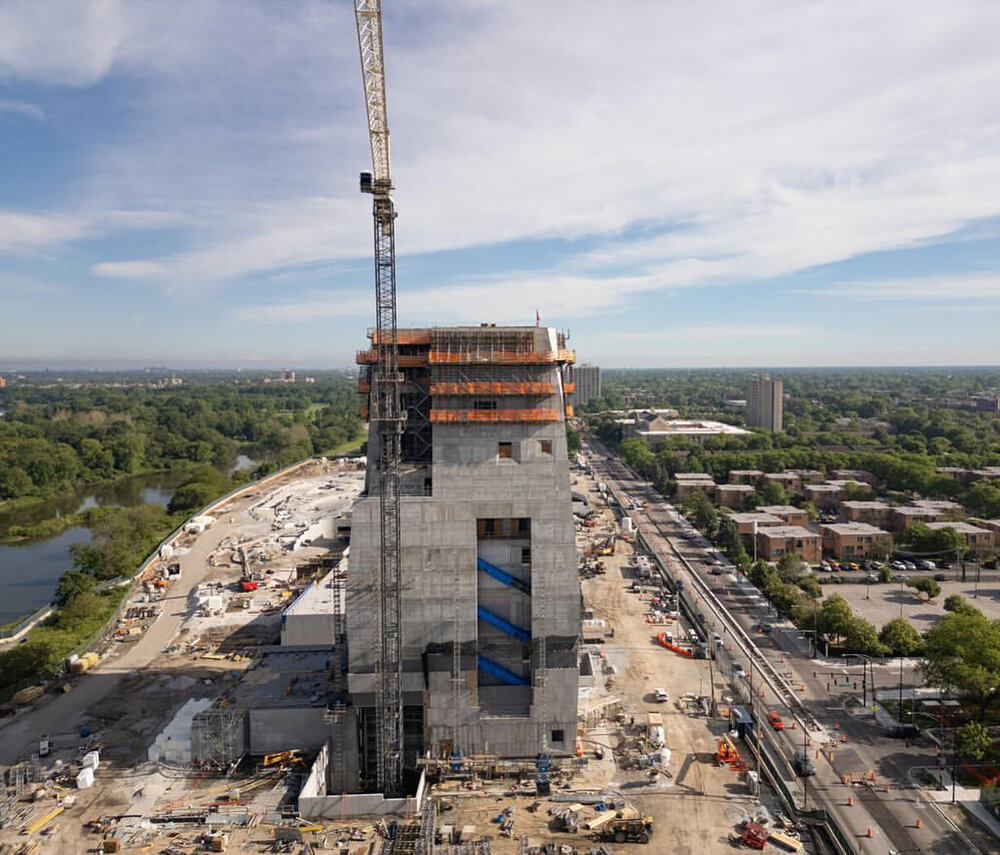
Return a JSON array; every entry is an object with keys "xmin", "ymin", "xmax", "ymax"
[{"xmin": 342, "ymin": 325, "xmax": 580, "ymax": 789}]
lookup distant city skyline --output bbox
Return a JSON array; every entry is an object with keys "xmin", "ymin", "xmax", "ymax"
[{"xmin": 3, "ymin": 2, "xmax": 1000, "ymax": 368}]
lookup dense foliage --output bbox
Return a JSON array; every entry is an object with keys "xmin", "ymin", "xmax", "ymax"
[
  {"xmin": 0, "ymin": 373, "xmax": 363, "ymax": 501},
  {"xmin": 588, "ymin": 368, "xmax": 1000, "ymax": 512}
]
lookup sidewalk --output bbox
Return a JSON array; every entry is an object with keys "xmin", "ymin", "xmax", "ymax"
[{"xmin": 927, "ymin": 770, "xmax": 1000, "ymax": 843}]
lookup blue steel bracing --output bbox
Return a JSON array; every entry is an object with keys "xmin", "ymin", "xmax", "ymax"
[
  {"xmin": 477, "ymin": 606, "xmax": 530, "ymax": 641},
  {"xmin": 476, "ymin": 557, "xmax": 531, "ymax": 594},
  {"xmin": 477, "ymin": 654, "xmax": 529, "ymax": 686}
]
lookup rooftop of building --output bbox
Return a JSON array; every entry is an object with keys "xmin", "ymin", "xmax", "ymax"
[
  {"xmin": 715, "ymin": 483, "xmax": 756, "ymax": 492},
  {"xmin": 892, "ymin": 506, "xmax": 944, "ymax": 517},
  {"xmin": 730, "ymin": 512, "xmax": 784, "ymax": 524},
  {"xmin": 755, "ymin": 505, "xmax": 805, "ymax": 515},
  {"xmin": 841, "ymin": 501, "xmax": 891, "ymax": 510},
  {"xmin": 925, "ymin": 521, "xmax": 992, "ymax": 534},
  {"xmin": 729, "ymin": 469, "xmax": 764, "ymax": 476},
  {"xmin": 804, "ymin": 483, "xmax": 845, "ymax": 492},
  {"xmin": 911, "ymin": 499, "xmax": 964, "ymax": 510},
  {"xmin": 758, "ymin": 525, "xmax": 820, "ymax": 539},
  {"xmin": 820, "ymin": 522, "xmax": 890, "ymax": 536},
  {"xmin": 626, "ymin": 419, "xmax": 750, "ymax": 437},
  {"xmin": 675, "ymin": 472, "xmax": 714, "ymax": 480}
]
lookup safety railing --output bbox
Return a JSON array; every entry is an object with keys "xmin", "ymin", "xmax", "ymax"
[
  {"xmin": 429, "ymin": 381, "xmax": 554, "ymax": 396},
  {"xmin": 430, "ymin": 408, "xmax": 561, "ymax": 423}
]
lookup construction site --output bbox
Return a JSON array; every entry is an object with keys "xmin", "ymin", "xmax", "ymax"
[{"xmin": 0, "ymin": 3, "xmax": 811, "ymax": 852}]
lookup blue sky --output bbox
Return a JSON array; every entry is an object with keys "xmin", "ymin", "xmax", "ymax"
[{"xmin": 2, "ymin": 1, "xmax": 1000, "ymax": 369}]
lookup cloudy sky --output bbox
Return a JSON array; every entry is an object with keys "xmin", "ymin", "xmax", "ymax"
[{"xmin": 2, "ymin": 0, "xmax": 1000, "ymax": 368}]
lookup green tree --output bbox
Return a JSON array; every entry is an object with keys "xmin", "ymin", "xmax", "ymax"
[
  {"xmin": 565, "ymin": 426, "xmax": 581, "ymax": 454},
  {"xmin": 956, "ymin": 721, "xmax": 991, "ymax": 761},
  {"xmin": 943, "ymin": 594, "xmax": 982, "ymax": 617},
  {"xmin": 879, "ymin": 618, "xmax": 923, "ymax": 656},
  {"xmin": 818, "ymin": 595, "xmax": 855, "ymax": 641},
  {"xmin": 845, "ymin": 617, "xmax": 887, "ymax": 656},
  {"xmin": 56, "ymin": 570, "xmax": 96, "ymax": 605},
  {"xmin": 777, "ymin": 552, "xmax": 808, "ymax": 582},
  {"xmin": 909, "ymin": 577, "xmax": 941, "ymax": 600},
  {"xmin": 922, "ymin": 612, "xmax": 1000, "ymax": 718},
  {"xmin": 759, "ymin": 481, "xmax": 789, "ymax": 505}
]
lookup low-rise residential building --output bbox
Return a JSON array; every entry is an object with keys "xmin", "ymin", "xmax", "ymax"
[
  {"xmin": 755, "ymin": 505, "xmax": 810, "ymax": 527},
  {"xmin": 675, "ymin": 477, "xmax": 717, "ymax": 500},
  {"xmin": 715, "ymin": 483, "xmax": 756, "ymax": 510},
  {"xmin": 676, "ymin": 472, "xmax": 714, "ymax": 482},
  {"xmin": 925, "ymin": 521, "xmax": 995, "ymax": 551},
  {"xmin": 803, "ymin": 483, "xmax": 846, "ymax": 510},
  {"xmin": 841, "ymin": 501, "xmax": 892, "ymax": 527},
  {"xmin": 889, "ymin": 506, "xmax": 944, "ymax": 532},
  {"xmin": 911, "ymin": 499, "xmax": 965, "ymax": 517},
  {"xmin": 788, "ymin": 469, "xmax": 825, "ymax": 485},
  {"xmin": 977, "ymin": 519, "xmax": 1000, "ymax": 535},
  {"xmin": 728, "ymin": 469, "xmax": 765, "ymax": 486},
  {"xmin": 831, "ymin": 469, "xmax": 877, "ymax": 486},
  {"xmin": 820, "ymin": 523, "xmax": 893, "ymax": 560},
  {"xmin": 763, "ymin": 472, "xmax": 802, "ymax": 494},
  {"xmin": 729, "ymin": 512, "xmax": 784, "ymax": 536},
  {"xmin": 755, "ymin": 526, "xmax": 822, "ymax": 564}
]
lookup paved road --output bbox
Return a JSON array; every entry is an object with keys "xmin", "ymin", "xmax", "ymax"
[
  {"xmin": 583, "ymin": 435, "xmax": 974, "ymax": 854},
  {"xmin": 0, "ymin": 505, "xmax": 248, "ymax": 766}
]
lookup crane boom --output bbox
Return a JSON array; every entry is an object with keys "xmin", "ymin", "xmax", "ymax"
[{"xmin": 354, "ymin": 0, "xmax": 404, "ymax": 795}]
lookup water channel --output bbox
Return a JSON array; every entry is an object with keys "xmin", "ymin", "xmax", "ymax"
[{"xmin": 0, "ymin": 471, "xmax": 191, "ymax": 626}]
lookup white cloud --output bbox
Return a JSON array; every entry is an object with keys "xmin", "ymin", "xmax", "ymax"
[
  {"xmin": 0, "ymin": 211, "xmax": 88, "ymax": 250},
  {"xmin": 0, "ymin": 98, "xmax": 43, "ymax": 120},
  {"xmin": 92, "ymin": 260, "xmax": 167, "ymax": 279},
  {"xmin": 8, "ymin": 1, "xmax": 1000, "ymax": 326},
  {"xmin": 808, "ymin": 274, "xmax": 1000, "ymax": 301},
  {"xmin": 0, "ymin": 0, "xmax": 123, "ymax": 87}
]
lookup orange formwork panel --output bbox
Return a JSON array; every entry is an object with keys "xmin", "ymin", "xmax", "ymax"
[
  {"xmin": 565, "ymin": 405, "xmax": 574, "ymax": 418},
  {"xmin": 563, "ymin": 382, "xmax": 575, "ymax": 393},
  {"xmin": 370, "ymin": 329, "xmax": 431, "ymax": 345},
  {"xmin": 429, "ymin": 381, "xmax": 554, "ymax": 396},
  {"xmin": 356, "ymin": 350, "xmax": 428, "ymax": 367},
  {"xmin": 430, "ymin": 408, "xmax": 561, "ymax": 423}
]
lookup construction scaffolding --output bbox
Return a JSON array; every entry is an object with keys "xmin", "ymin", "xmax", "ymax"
[{"xmin": 194, "ymin": 708, "xmax": 242, "ymax": 772}]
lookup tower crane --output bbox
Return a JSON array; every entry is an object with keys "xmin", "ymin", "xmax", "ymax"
[{"xmin": 354, "ymin": 0, "xmax": 404, "ymax": 794}]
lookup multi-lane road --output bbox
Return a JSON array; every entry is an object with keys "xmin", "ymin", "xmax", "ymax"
[{"xmin": 583, "ymin": 433, "xmax": 976, "ymax": 855}]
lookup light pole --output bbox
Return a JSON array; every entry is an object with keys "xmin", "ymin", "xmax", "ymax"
[{"xmin": 844, "ymin": 653, "xmax": 873, "ymax": 707}]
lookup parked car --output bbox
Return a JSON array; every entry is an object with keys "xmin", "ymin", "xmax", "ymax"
[
  {"xmin": 984, "ymin": 560, "xmax": 998, "ymax": 570},
  {"xmin": 713, "ymin": 633, "xmax": 723, "ymax": 648},
  {"xmin": 732, "ymin": 663, "xmax": 747, "ymax": 678},
  {"xmin": 767, "ymin": 712, "xmax": 785, "ymax": 731},
  {"xmin": 759, "ymin": 622, "xmax": 773, "ymax": 634},
  {"xmin": 847, "ymin": 562, "xmax": 860, "ymax": 571},
  {"xmin": 933, "ymin": 573, "xmax": 947, "ymax": 582},
  {"xmin": 820, "ymin": 562, "xmax": 832, "ymax": 572},
  {"xmin": 894, "ymin": 573, "xmax": 909, "ymax": 583},
  {"xmin": 890, "ymin": 560, "xmax": 907, "ymax": 571},
  {"xmin": 839, "ymin": 563, "xmax": 853, "ymax": 572},
  {"xmin": 919, "ymin": 560, "xmax": 937, "ymax": 571},
  {"xmin": 902, "ymin": 561, "xmax": 917, "ymax": 571},
  {"xmin": 887, "ymin": 723, "xmax": 920, "ymax": 739},
  {"xmin": 865, "ymin": 573, "xmax": 878, "ymax": 583},
  {"xmin": 654, "ymin": 688, "xmax": 669, "ymax": 703}
]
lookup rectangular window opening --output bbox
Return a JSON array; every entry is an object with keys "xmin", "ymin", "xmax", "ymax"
[
  {"xmin": 498, "ymin": 442, "xmax": 513, "ymax": 459},
  {"xmin": 551, "ymin": 729, "xmax": 565, "ymax": 744},
  {"xmin": 474, "ymin": 399, "xmax": 497, "ymax": 412},
  {"xmin": 540, "ymin": 439, "xmax": 553, "ymax": 455},
  {"xmin": 521, "ymin": 546, "xmax": 531, "ymax": 565}
]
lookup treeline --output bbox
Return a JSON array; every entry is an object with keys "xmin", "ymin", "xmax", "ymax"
[{"xmin": 0, "ymin": 375, "xmax": 363, "ymax": 502}]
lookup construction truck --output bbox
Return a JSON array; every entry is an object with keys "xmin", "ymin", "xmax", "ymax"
[
  {"xmin": 600, "ymin": 816, "xmax": 654, "ymax": 844},
  {"xmin": 262, "ymin": 750, "xmax": 307, "ymax": 769}
]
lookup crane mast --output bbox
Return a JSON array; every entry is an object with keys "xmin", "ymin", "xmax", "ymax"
[{"xmin": 355, "ymin": 0, "xmax": 404, "ymax": 795}]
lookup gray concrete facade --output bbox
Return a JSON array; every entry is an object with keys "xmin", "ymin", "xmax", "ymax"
[{"xmin": 346, "ymin": 326, "xmax": 580, "ymax": 783}]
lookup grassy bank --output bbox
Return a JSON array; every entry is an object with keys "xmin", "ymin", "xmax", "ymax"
[{"xmin": 0, "ymin": 586, "xmax": 129, "ymax": 701}]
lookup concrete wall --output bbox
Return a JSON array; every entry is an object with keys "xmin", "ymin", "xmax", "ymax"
[
  {"xmin": 347, "ymin": 340, "xmax": 579, "ymax": 764},
  {"xmin": 248, "ymin": 707, "xmax": 327, "ymax": 756},
  {"xmin": 299, "ymin": 743, "xmax": 425, "ymax": 818}
]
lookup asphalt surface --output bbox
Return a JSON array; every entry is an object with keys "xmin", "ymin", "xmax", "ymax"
[{"xmin": 583, "ymin": 434, "xmax": 976, "ymax": 855}]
